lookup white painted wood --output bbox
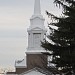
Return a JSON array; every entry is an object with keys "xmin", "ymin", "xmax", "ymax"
[
  {"xmin": 26, "ymin": 0, "xmax": 46, "ymax": 53},
  {"xmin": 34, "ymin": 0, "xmax": 41, "ymax": 15},
  {"xmin": 33, "ymin": 33, "xmax": 41, "ymax": 47}
]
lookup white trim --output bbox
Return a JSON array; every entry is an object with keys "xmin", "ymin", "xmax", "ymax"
[
  {"xmin": 15, "ymin": 66, "xmax": 27, "ymax": 68},
  {"xmin": 26, "ymin": 52, "xmax": 42, "ymax": 54},
  {"xmin": 30, "ymin": 15, "xmax": 45, "ymax": 20},
  {"xmin": 25, "ymin": 49, "xmax": 46, "ymax": 54}
]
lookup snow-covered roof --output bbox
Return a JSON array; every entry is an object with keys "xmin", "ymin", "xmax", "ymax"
[{"xmin": 19, "ymin": 67, "xmax": 53, "ymax": 75}]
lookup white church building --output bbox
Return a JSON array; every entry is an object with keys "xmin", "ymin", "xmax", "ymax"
[{"xmin": 6, "ymin": 0, "xmax": 56, "ymax": 75}]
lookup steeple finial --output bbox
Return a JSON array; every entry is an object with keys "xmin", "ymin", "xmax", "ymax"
[{"xmin": 34, "ymin": 0, "xmax": 41, "ymax": 15}]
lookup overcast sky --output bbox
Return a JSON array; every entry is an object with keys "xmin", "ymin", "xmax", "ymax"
[{"xmin": 0, "ymin": 0, "xmax": 62, "ymax": 70}]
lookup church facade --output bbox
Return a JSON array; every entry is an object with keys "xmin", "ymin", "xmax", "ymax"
[{"xmin": 6, "ymin": 0, "xmax": 53, "ymax": 75}]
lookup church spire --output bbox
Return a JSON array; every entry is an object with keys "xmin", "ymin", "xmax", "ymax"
[
  {"xmin": 34, "ymin": 0, "xmax": 41, "ymax": 15},
  {"xmin": 27, "ymin": 0, "xmax": 46, "ymax": 53}
]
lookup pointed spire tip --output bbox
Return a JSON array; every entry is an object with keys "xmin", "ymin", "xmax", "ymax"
[{"xmin": 34, "ymin": 0, "xmax": 41, "ymax": 15}]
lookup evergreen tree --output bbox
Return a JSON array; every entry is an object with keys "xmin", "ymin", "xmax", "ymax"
[{"xmin": 42, "ymin": 0, "xmax": 75, "ymax": 74}]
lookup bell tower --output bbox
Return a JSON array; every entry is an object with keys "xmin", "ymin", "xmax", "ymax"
[
  {"xmin": 15, "ymin": 0, "xmax": 47, "ymax": 73},
  {"xmin": 24, "ymin": 0, "xmax": 47, "ymax": 70},
  {"xmin": 26, "ymin": 0, "xmax": 46, "ymax": 54}
]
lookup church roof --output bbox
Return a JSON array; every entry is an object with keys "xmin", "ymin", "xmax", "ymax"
[{"xmin": 19, "ymin": 67, "xmax": 53, "ymax": 75}]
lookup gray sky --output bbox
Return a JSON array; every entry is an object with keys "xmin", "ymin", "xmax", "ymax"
[{"xmin": 0, "ymin": 0, "xmax": 62, "ymax": 69}]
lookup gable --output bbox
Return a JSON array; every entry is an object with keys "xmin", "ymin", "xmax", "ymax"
[
  {"xmin": 31, "ymin": 27, "xmax": 42, "ymax": 31},
  {"xmin": 19, "ymin": 67, "xmax": 52, "ymax": 75},
  {"xmin": 23, "ymin": 70, "xmax": 45, "ymax": 75}
]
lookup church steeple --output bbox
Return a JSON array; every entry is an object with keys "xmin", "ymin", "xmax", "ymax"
[
  {"xmin": 34, "ymin": 0, "xmax": 41, "ymax": 15},
  {"xmin": 27, "ymin": 0, "xmax": 46, "ymax": 53}
]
